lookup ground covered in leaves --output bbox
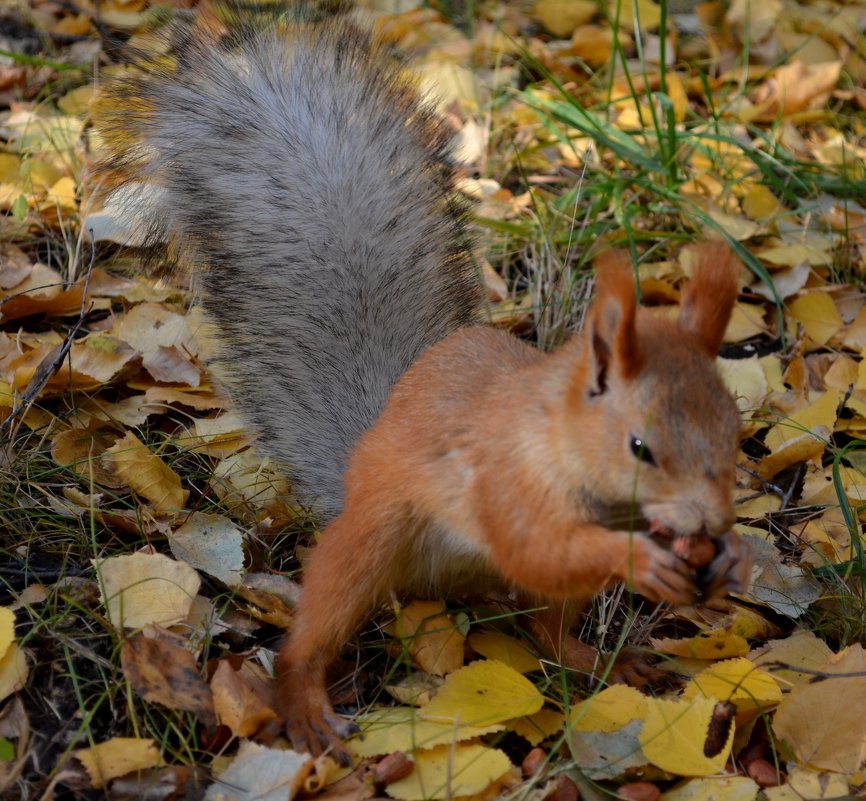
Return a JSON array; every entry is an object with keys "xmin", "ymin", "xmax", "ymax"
[{"xmin": 1, "ymin": 0, "xmax": 866, "ymax": 799}]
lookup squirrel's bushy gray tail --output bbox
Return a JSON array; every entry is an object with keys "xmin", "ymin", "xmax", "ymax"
[{"xmin": 94, "ymin": 22, "xmax": 478, "ymax": 517}]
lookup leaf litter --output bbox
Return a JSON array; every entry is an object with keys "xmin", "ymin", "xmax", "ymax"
[{"xmin": 2, "ymin": 0, "xmax": 866, "ymax": 799}]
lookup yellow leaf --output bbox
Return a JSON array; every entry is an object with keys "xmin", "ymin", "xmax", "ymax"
[
  {"xmin": 609, "ymin": 0, "xmax": 661, "ymax": 30},
  {"xmin": 725, "ymin": 303, "xmax": 767, "ymax": 343},
  {"xmin": 639, "ymin": 697, "xmax": 734, "ymax": 776},
  {"xmin": 764, "ymin": 390, "xmax": 840, "ymax": 453},
  {"xmin": 682, "ymin": 658, "xmax": 782, "ymax": 715},
  {"xmin": 0, "ymin": 644, "xmax": 28, "ymax": 702},
  {"xmin": 103, "ymin": 431, "xmax": 189, "ymax": 512},
  {"xmin": 468, "ymin": 631, "xmax": 540, "ymax": 674},
  {"xmin": 75, "ymin": 737, "xmax": 163, "ymax": 789},
  {"xmin": 511, "ymin": 708, "xmax": 565, "ymax": 746},
  {"xmin": 422, "ymin": 659, "xmax": 544, "ymax": 726},
  {"xmin": 570, "ymin": 685, "xmax": 647, "ymax": 733},
  {"xmin": 349, "ymin": 707, "xmax": 504, "ymax": 757},
  {"xmin": 734, "ymin": 492, "xmax": 782, "ymax": 519},
  {"xmin": 772, "ymin": 644, "xmax": 866, "ymax": 773},
  {"xmin": 764, "ymin": 767, "xmax": 848, "ymax": 801},
  {"xmin": 742, "ymin": 185, "xmax": 782, "ymax": 220},
  {"xmin": 788, "ymin": 292, "xmax": 843, "ymax": 346},
  {"xmin": 759, "ymin": 242, "xmax": 832, "ymax": 267},
  {"xmin": 395, "ymin": 600, "xmax": 465, "ymax": 677},
  {"xmin": 652, "ymin": 629, "xmax": 750, "ymax": 660},
  {"xmin": 0, "ymin": 607, "xmax": 14, "ymax": 660},
  {"xmin": 43, "ymin": 176, "xmax": 76, "ymax": 213},
  {"xmin": 534, "ymin": 0, "xmax": 595, "ymax": 38},
  {"xmin": 386, "ymin": 743, "xmax": 512, "ymax": 801},
  {"xmin": 756, "ymin": 427, "xmax": 829, "ymax": 480},
  {"xmin": 661, "ymin": 776, "xmax": 759, "ymax": 801},
  {"xmin": 97, "ymin": 552, "xmax": 201, "ymax": 629},
  {"xmin": 715, "ymin": 356, "xmax": 768, "ymax": 414}
]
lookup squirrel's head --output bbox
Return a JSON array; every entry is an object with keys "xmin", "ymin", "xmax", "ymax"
[{"xmin": 561, "ymin": 244, "xmax": 741, "ymax": 539}]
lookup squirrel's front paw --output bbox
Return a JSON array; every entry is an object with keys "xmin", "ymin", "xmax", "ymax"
[
  {"xmin": 627, "ymin": 537, "xmax": 696, "ymax": 606},
  {"xmin": 698, "ymin": 532, "xmax": 752, "ymax": 601}
]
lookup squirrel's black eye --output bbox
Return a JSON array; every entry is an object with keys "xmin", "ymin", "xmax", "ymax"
[{"xmin": 629, "ymin": 435, "xmax": 656, "ymax": 465}]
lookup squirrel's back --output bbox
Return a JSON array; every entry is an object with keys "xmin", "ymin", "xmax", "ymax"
[{"xmin": 94, "ymin": 21, "xmax": 479, "ymax": 516}]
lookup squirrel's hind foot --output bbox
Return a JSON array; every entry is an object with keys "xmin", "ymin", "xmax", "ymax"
[{"xmin": 274, "ymin": 670, "xmax": 356, "ymax": 767}]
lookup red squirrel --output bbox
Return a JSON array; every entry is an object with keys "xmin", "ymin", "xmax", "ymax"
[{"xmin": 91, "ymin": 18, "xmax": 750, "ymax": 764}]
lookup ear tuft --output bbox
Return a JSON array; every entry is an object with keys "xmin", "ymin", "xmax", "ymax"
[
  {"xmin": 584, "ymin": 250, "xmax": 640, "ymax": 395},
  {"xmin": 678, "ymin": 243, "xmax": 740, "ymax": 357}
]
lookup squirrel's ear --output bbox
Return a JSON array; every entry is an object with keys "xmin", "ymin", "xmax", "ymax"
[
  {"xmin": 677, "ymin": 243, "xmax": 740, "ymax": 357},
  {"xmin": 584, "ymin": 251, "xmax": 640, "ymax": 395}
]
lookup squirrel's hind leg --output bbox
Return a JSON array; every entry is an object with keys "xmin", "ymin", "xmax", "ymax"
[{"xmin": 274, "ymin": 511, "xmax": 399, "ymax": 764}]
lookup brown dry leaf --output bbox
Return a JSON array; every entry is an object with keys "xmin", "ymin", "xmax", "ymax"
[
  {"xmin": 749, "ymin": 61, "xmax": 842, "ymax": 121},
  {"xmin": 210, "ymin": 659, "xmax": 278, "ymax": 737},
  {"xmin": 75, "ymin": 737, "xmax": 163, "ymax": 789},
  {"xmin": 763, "ymin": 389, "xmax": 840, "ymax": 453},
  {"xmin": 394, "ymin": 600, "xmax": 465, "ymax": 677},
  {"xmin": 144, "ymin": 385, "xmax": 228, "ymax": 411},
  {"xmin": 726, "ymin": 0, "xmax": 782, "ymax": 44},
  {"xmin": 755, "ymin": 426, "xmax": 829, "ymax": 481},
  {"xmin": 750, "ymin": 629, "xmax": 834, "ymax": 687},
  {"xmin": 772, "ymin": 644, "xmax": 866, "ymax": 773},
  {"xmin": 120, "ymin": 633, "xmax": 216, "ymax": 728},
  {"xmin": 114, "ymin": 302, "xmax": 200, "ymax": 386},
  {"xmin": 0, "ymin": 266, "xmax": 96, "ymax": 322},
  {"xmin": 103, "ymin": 431, "xmax": 189, "ymax": 512},
  {"xmin": 97, "ymin": 551, "xmax": 201, "ymax": 629},
  {"xmin": 185, "ymin": 412, "xmax": 251, "ymax": 458},
  {"xmin": 51, "ymin": 422, "xmax": 126, "ymax": 487}
]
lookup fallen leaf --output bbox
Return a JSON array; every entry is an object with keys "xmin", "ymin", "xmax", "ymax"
[
  {"xmin": 422, "ymin": 659, "xmax": 544, "ymax": 726},
  {"xmin": 210, "ymin": 659, "xmax": 277, "ymax": 737},
  {"xmin": 76, "ymin": 737, "xmax": 163, "ymax": 789},
  {"xmin": 750, "ymin": 629, "xmax": 834, "ymax": 687},
  {"xmin": 772, "ymin": 644, "xmax": 866, "ymax": 773},
  {"xmin": 121, "ymin": 634, "xmax": 216, "ymax": 728},
  {"xmin": 661, "ymin": 776, "xmax": 759, "ymax": 801},
  {"xmin": 204, "ymin": 741, "xmax": 313, "ymax": 801},
  {"xmin": 394, "ymin": 601, "xmax": 465, "ymax": 677},
  {"xmin": 349, "ymin": 707, "xmax": 504, "ymax": 757},
  {"xmin": 170, "ymin": 513, "xmax": 245, "ymax": 587},
  {"xmin": 570, "ymin": 685, "xmax": 647, "ymax": 733},
  {"xmin": 467, "ymin": 631, "xmax": 540, "ymax": 674},
  {"xmin": 639, "ymin": 697, "xmax": 734, "ymax": 777},
  {"xmin": 385, "ymin": 743, "xmax": 511, "ymax": 801},
  {"xmin": 787, "ymin": 292, "xmax": 843, "ymax": 346},
  {"xmin": 97, "ymin": 552, "xmax": 201, "ymax": 629},
  {"xmin": 682, "ymin": 658, "xmax": 782, "ymax": 716},
  {"xmin": 103, "ymin": 431, "xmax": 189, "ymax": 513}
]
